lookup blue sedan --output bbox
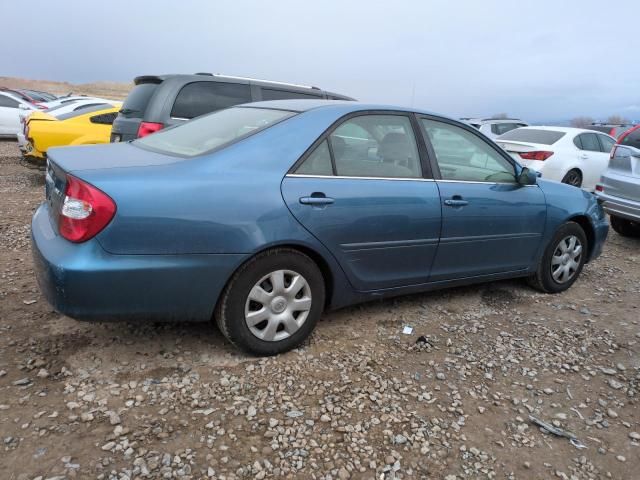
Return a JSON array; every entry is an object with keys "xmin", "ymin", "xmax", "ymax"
[{"xmin": 32, "ymin": 100, "xmax": 608, "ymax": 355}]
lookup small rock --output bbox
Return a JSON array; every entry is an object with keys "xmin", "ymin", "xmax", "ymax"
[
  {"xmin": 629, "ymin": 432, "xmax": 640, "ymax": 441},
  {"xmin": 338, "ymin": 467, "xmax": 350, "ymax": 479},
  {"xmin": 101, "ymin": 441, "xmax": 115, "ymax": 451},
  {"xmin": 608, "ymin": 379, "xmax": 624, "ymax": 390},
  {"xmin": 12, "ymin": 378, "xmax": 31, "ymax": 386},
  {"xmin": 616, "ymin": 455, "xmax": 626, "ymax": 462}
]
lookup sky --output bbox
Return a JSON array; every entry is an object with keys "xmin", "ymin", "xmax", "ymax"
[{"xmin": 2, "ymin": 0, "xmax": 638, "ymax": 123}]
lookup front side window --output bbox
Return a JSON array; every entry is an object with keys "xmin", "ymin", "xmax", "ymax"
[
  {"xmin": 578, "ymin": 133, "xmax": 600, "ymax": 152},
  {"xmin": 171, "ymin": 82, "xmax": 252, "ymax": 119},
  {"xmin": 329, "ymin": 115, "xmax": 421, "ymax": 178},
  {"xmin": 422, "ymin": 119, "xmax": 516, "ymax": 183},
  {"xmin": 597, "ymin": 135, "xmax": 615, "ymax": 153},
  {"xmin": 136, "ymin": 107, "xmax": 294, "ymax": 157}
]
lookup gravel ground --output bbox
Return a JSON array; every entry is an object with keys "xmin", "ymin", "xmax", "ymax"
[{"xmin": 0, "ymin": 138, "xmax": 639, "ymax": 480}]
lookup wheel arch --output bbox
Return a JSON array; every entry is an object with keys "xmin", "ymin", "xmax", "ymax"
[
  {"xmin": 214, "ymin": 242, "xmax": 338, "ymax": 317},
  {"xmin": 567, "ymin": 214, "xmax": 595, "ymax": 261}
]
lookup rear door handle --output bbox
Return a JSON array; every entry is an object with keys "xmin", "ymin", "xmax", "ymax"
[
  {"xmin": 580, "ymin": 153, "xmax": 589, "ymax": 159},
  {"xmin": 299, "ymin": 195, "xmax": 334, "ymax": 206}
]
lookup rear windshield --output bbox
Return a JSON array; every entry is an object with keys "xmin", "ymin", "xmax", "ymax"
[
  {"xmin": 498, "ymin": 128, "xmax": 566, "ymax": 145},
  {"xmin": 121, "ymin": 83, "xmax": 159, "ymax": 117},
  {"xmin": 135, "ymin": 107, "xmax": 295, "ymax": 157},
  {"xmin": 620, "ymin": 128, "xmax": 640, "ymax": 149},
  {"xmin": 56, "ymin": 104, "xmax": 114, "ymax": 120}
]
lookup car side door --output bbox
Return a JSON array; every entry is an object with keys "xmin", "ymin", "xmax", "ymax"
[
  {"xmin": 281, "ymin": 112, "xmax": 442, "ymax": 291},
  {"xmin": 418, "ymin": 116, "xmax": 547, "ymax": 281}
]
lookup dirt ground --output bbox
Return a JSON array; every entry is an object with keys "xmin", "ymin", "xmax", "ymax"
[{"xmin": 0, "ymin": 132, "xmax": 639, "ymax": 478}]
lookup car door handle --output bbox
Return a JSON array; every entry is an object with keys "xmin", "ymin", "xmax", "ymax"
[
  {"xmin": 444, "ymin": 198, "xmax": 469, "ymax": 207},
  {"xmin": 444, "ymin": 199, "xmax": 469, "ymax": 207},
  {"xmin": 580, "ymin": 153, "xmax": 589, "ymax": 159},
  {"xmin": 299, "ymin": 195, "xmax": 334, "ymax": 206}
]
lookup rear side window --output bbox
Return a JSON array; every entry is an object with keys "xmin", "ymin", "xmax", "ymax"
[
  {"xmin": 620, "ymin": 128, "xmax": 640, "ymax": 149},
  {"xmin": 578, "ymin": 133, "xmax": 600, "ymax": 152},
  {"xmin": 491, "ymin": 123, "xmax": 519, "ymax": 135},
  {"xmin": 0, "ymin": 95, "xmax": 20, "ymax": 108},
  {"xmin": 498, "ymin": 128, "xmax": 565, "ymax": 145},
  {"xmin": 597, "ymin": 135, "xmax": 615, "ymax": 153},
  {"xmin": 171, "ymin": 82, "xmax": 252, "ymax": 119},
  {"xmin": 136, "ymin": 107, "xmax": 294, "ymax": 157},
  {"xmin": 295, "ymin": 140, "xmax": 333, "ymax": 176},
  {"xmin": 261, "ymin": 88, "xmax": 322, "ymax": 101},
  {"xmin": 90, "ymin": 112, "xmax": 118, "ymax": 125},
  {"xmin": 121, "ymin": 83, "xmax": 159, "ymax": 117}
]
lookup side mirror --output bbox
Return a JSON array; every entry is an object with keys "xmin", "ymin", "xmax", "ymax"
[{"xmin": 518, "ymin": 167, "xmax": 538, "ymax": 186}]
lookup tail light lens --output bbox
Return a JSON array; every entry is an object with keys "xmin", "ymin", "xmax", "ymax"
[
  {"xmin": 595, "ymin": 184, "xmax": 604, "ymax": 192},
  {"xmin": 518, "ymin": 151, "xmax": 554, "ymax": 161},
  {"xmin": 59, "ymin": 175, "xmax": 116, "ymax": 243},
  {"xmin": 137, "ymin": 121, "xmax": 164, "ymax": 138}
]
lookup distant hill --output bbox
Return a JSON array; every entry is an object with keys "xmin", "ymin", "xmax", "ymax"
[{"xmin": 0, "ymin": 76, "xmax": 131, "ymax": 101}]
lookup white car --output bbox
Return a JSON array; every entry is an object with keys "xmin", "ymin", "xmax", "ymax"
[
  {"xmin": 16, "ymin": 99, "xmax": 118, "ymax": 152},
  {"xmin": 38, "ymin": 95, "xmax": 114, "ymax": 110},
  {"xmin": 0, "ymin": 91, "xmax": 39, "ymax": 138},
  {"xmin": 461, "ymin": 117, "xmax": 529, "ymax": 139},
  {"xmin": 495, "ymin": 126, "xmax": 615, "ymax": 192}
]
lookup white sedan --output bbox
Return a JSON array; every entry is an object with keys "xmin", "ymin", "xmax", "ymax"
[
  {"xmin": 495, "ymin": 126, "xmax": 615, "ymax": 192},
  {"xmin": 0, "ymin": 91, "xmax": 39, "ymax": 137}
]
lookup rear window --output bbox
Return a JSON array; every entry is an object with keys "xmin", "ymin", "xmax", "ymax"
[
  {"xmin": 56, "ymin": 105, "xmax": 114, "ymax": 120},
  {"xmin": 261, "ymin": 88, "xmax": 322, "ymax": 101},
  {"xmin": 121, "ymin": 83, "xmax": 159, "ymax": 117},
  {"xmin": 620, "ymin": 127, "xmax": 640, "ymax": 150},
  {"xmin": 497, "ymin": 128, "xmax": 566, "ymax": 145},
  {"xmin": 171, "ymin": 82, "xmax": 252, "ymax": 119},
  {"xmin": 135, "ymin": 107, "xmax": 294, "ymax": 157}
]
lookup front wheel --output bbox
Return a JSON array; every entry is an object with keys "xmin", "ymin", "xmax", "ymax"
[
  {"xmin": 215, "ymin": 249, "xmax": 325, "ymax": 356},
  {"xmin": 610, "ymin": 215, "xmax": 640, "ymax": 238},
  {"xmin": 528, "ymin": 221, "xmax": 587, "ymax": 293}
]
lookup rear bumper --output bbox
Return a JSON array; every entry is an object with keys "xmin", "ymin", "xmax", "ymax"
[
  {"xmin": 31, "ymin": 203, "xmax": 247, "ymax": 322},
  {"xmin": 596, "ymin": 191, "xmax": 640, "ymax": 223}
]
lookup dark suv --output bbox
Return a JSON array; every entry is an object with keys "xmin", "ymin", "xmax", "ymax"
[{"xmin": 111, "ymin": 73, "xmax": 354, "ymax": 142}]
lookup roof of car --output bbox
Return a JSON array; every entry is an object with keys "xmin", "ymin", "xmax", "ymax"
[
  {"xmin": 238, "ymin": 99, "xmax": 447, "ymax": 116},
  {"xmin": 515, "ymin": 126, "xmax": 616, "ymax": 137},
  {"xmin": 460, "ymin": 117, "xmax": 525, "ymax": 124}
]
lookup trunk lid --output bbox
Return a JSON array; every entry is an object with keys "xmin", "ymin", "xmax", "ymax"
[
  {"xmin": 494, "ymin": 140, "xmax": 544, "ymax": 161},
  {"xmin": 46, "ymin": 142, "xmax": 183, "ymax": 173}
]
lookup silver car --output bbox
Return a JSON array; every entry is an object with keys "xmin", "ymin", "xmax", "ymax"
[{"xmin": 596, "ymin": 125, "xmax": 640, "ymax": 237}]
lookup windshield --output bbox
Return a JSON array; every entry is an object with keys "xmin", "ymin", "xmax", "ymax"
[
  {"xmin": 498, "ymin": 128, "xmax": 565, "ymax": 145},
  {"xmin": 135, "ymin": 107, "xmax": 295, "ymax": 156}
]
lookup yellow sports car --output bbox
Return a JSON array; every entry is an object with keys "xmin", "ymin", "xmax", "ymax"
[{"xmin": 24, "ymin": 104, "xmax": 121, "ymax": 161}]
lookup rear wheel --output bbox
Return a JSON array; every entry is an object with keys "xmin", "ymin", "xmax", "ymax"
[
  {"xmin": 215, "ymin": 249, "xmax": 325, "ymax": 356},
  {"xmin": 561, "ymin": 169, "xmax": 582, "ymax": 188},
  {"xmin": 528, "ymin": 221, "xmax": 587, "ymax": 293},
  {"xmin": 610, "ymin": 215, "xmax": 640, "ymax": 238}
]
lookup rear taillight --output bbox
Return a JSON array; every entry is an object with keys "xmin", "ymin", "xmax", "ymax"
[
  {"xmin": 518, "ymin": 151, "xmax": 554, "ymax": 161},
  {"xmin": 137, "ymin": 121, "xmax": 163, "ymax": 138},
  {"xmin": 59, "ymin": 175, "xmax": 116, "ymax": 243},
  {"xmin": 595, "ymin": 184, "xmax": 604, "ymax": 192}
]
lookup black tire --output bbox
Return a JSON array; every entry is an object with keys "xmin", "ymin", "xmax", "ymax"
[
  {"xmin": 610, "ymin": 215, "xmax": 640, "ymax": 238},
  {"xmin": 561, "ymin": 169, "xmax": 582, "ymax": 188},
  {"xmin": 528, "ymin": 221, "xmax": 588, "ymax": 293},
  {"xmin": 215, "ymin": 248, "xmax": 325, "ymax": 356}
]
